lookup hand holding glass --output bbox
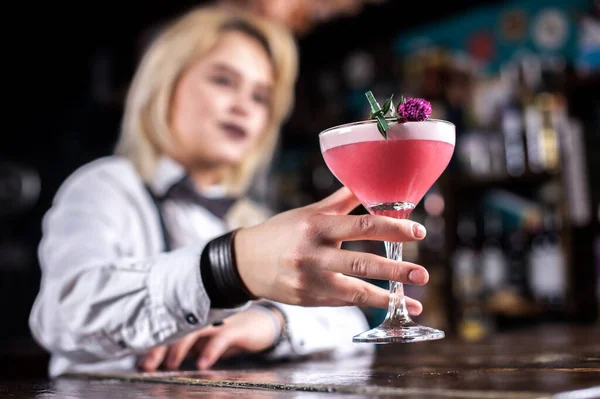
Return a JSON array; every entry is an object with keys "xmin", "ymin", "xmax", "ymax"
[{"xmin": 319, "ymin": 118, "xmax": 455, "ymax": 343}]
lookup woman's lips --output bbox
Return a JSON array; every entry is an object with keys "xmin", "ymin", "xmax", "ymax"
[{"xmin": 220, "ymin": 122, "xmax": 247, "ymax": 140}]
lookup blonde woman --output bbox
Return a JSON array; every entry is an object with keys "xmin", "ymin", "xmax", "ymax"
[{"xmin": 29, "ymin": 5, "xmax": 429, "ymax": 377}]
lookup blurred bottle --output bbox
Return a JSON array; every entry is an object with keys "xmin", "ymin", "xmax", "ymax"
[
  {"xmin": 518, "ymin": 58, "xmax": 563, "ymax": 175},
  {"xmin": 457, "ymin": 131, "xmax": 492, "ymax": 177},
  {"xmin": 505, "ymin": 230, "xmax": 531, "ymax": 301},
  {"xmin": 481, "ymin": 211, "xmax": 508, "ymax": 295},
  {"xmin": 501, "ymin": 105, "xmax": 526, "ymax": 177},
  {"xmin": 536, "ymin": 93, "xmax": 561, "ymax": 173},
  {"xmin": 554, "ymin": 99, "xmax": 592, "ymax": 228},
  {"xmin": 501, "ymin": 55, "xmax": 543, "ymax": 177},
  {"xmin": 487, "ymin": 130, "xmax": 507, "ymax": 178},
  {"xmin": 524, "ymin": 96, "xmax": 544, "ymax": 173},
  {"xmin": 452, "ymin": 215, "xmax": 478, "ymax": 300},
  {"xmin": 528, "ymin": 206, "xmax": 566, "ymax": 311},
  {"xmin": 452, "ymin": 214, "xmax": 490, "ymax": 341}
]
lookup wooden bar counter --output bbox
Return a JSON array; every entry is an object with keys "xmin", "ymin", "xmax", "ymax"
[{"xmin": 2, "ymin": 323, "xmax": 599, "ymax": 398}]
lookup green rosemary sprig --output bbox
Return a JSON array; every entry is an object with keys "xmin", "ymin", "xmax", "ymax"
[{"xmin": 365, "ymin": 91, "xmax": 390, "ymax": 139}]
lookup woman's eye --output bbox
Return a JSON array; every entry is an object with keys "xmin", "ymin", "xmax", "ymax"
[
  {"xmin": 211, "ymin": 75, "xmax": 232, "ymax": 86},
  {"xmin": 253, "ymin": 93, "xmax": 270, "ymax": 105}
]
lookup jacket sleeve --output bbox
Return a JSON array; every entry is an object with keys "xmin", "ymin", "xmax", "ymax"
[
  {"xmin": 28, "ymin": 165, "xmax": 247, "ymax": 364},
  {"xmin": 260, "ymin": 301, "xmax": 376, "ymax": 360}
]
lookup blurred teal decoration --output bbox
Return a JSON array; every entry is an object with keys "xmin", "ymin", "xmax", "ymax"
[
  {"xmin": 575, "ymin": 7, "xmax": 600, "ymax": 72},
  {"xmin": 394, "ymin": 0, "xmax": 593, "ymax": 74},
  {"xmin": 366, "ymin": 280, "xmax": 389, "ymax": 328}
]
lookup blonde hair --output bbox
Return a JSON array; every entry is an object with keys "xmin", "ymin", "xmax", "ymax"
[{"xmin": 115, "ymin": 5, "xmax": 298, "ymax": 195}]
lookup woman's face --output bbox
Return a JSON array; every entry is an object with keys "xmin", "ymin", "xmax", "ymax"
[{"xmin": 170, "ymin": 31, "xmax": 274, "ymax": 169}]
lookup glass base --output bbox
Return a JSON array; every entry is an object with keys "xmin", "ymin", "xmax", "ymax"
[{"xmin": 353, "ymin": 320, "xmax": 445, "ymax": 344}]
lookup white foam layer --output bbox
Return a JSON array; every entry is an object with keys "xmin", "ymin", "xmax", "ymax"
[{"xmin": 319, "ymin": 119, "xmax": 455, "ymax": 152}]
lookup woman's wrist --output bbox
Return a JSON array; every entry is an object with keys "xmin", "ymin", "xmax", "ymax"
[
  {"xmin": 250, "ymin": 303, "xmax": 287, "ymax": 353},
  {"xmin": 232, "ymin": 226, "xmax": 262, "ymax": 299},
  {"xmin": 200, "ymin": 229, "xmax": 258, "ymax": 308}
]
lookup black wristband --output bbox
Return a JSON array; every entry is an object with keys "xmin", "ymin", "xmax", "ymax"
[{"xmin": 200, "ymin": 230, "xmax": 258, "ymax": 308}]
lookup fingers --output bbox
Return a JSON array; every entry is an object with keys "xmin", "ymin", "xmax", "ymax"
[
  {"xmin": 222, "ymin": 347, "xmax": 243, "ymax": 359},
  {"xmin": 164, "ymin": 332, "xmax": 204, "ymax": 371},
  {"xmin": 322, "ymin": 274, "xmax": 423, "ymax": 312},
  {"xmin": 319, "ymin": 248, "xmax": 429, "ymax": 285},
  {"xmin": 197, "ymin": 335, "xmax": 231, "ymax": 370},
  {"xmin": 323, "ymin": 274, "xmax": 392, "ymax": 309},
  {"xmin": 137, "ymin": 345, "xmax": 167, "ymax": 372},
  {"xmin": 299, "ymin": 292, "xmax": 422, "ymax": 315},
  {"xmin": 405, "ymin": 296, "xmax": 423, "ymax": 316},
  {"xmin": 193, "ymin": 324, "xmax": 221, "ymax": 339},
  {"xmin": 318, "ymin": 214, "xmax": 426, "ymax": 243},
  {"xmin": 313, "ymin": 187, "xmax": 360, "ymax": 215},
  {"xmin": 193, "ymin": 343, "xmax": 242, "ymax": 370}
]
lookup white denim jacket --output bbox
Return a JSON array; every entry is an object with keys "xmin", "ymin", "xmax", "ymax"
[{"xmin": 29, "ymin": 155, "xmax": 373, "ymax": 377}]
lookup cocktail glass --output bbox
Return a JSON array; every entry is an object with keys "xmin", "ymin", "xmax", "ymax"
[{"xmin": 319, "ymin": 117, "xmax": 455, "ymax": 343}]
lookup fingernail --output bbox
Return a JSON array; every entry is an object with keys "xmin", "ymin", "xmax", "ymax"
[
  {"xmin": 412, "ymin": 223, "xmax": 426, "ymax": 238},
  {"xmin": 409, "ymin": 305, "xmax": 422, "ymax": 316},
  {"xmin": 409, "ymin": 269, "xmax": 426, "ymax": 284},
  {"xmin": 198, "ymin": 358, "xmax": 209, "ymax": 370}
]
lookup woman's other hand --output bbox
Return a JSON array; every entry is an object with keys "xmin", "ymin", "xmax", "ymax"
[{"xmin": 137, "ymin": 305, "xmax": 283, "ymax": 372}]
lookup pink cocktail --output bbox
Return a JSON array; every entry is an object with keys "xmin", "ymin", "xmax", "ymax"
[{"xmin": 320, "ymin": 118, "xmax": 455, "ymax": 343}]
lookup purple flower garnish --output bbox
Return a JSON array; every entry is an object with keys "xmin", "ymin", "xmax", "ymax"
[{"xmin": 397, "ymin": 97, "xmax": 432, "ymax": 122}]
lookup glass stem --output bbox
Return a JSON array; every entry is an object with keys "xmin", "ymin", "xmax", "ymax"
[{"xmin": 384, "ymin": 241, "xmax": 412, "ymax": 324}]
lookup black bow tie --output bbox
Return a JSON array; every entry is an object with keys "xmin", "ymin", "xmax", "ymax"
[{"xmin": 162, "ymin": 176, "xmax": 238, "ymax": 220}]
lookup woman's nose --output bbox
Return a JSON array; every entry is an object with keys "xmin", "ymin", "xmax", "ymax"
[{"xmin": 230, "ymin": 90, "xmax": 252, "ymax": 116}]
